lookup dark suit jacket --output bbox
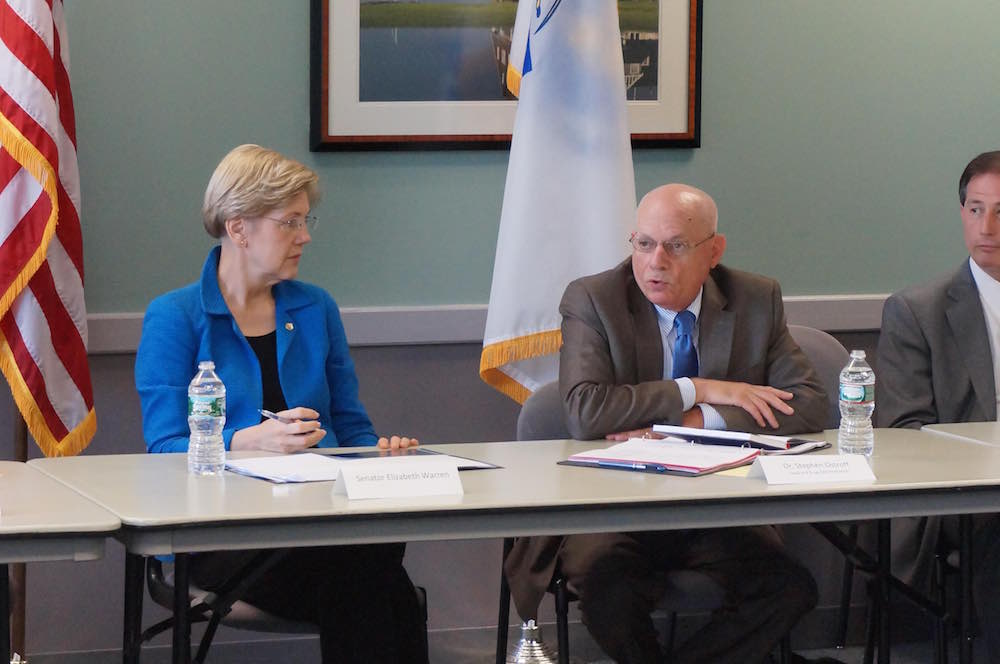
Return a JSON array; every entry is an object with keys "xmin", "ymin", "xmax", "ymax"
[
  {"xmin": 505, "ymin": 259, "xmax": 828, "ymax": 619},
  {"xmin": 876, "ymin": 260, "xmax": 997, "ymax": 590}
]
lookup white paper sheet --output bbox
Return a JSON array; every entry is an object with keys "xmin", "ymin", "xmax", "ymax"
[{"xmin": 225, "ymin": 453, "xmax": 343, "ymax": 483}]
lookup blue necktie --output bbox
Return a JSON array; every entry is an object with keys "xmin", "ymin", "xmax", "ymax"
[{"xmin": 671, "ymin": 310, "xmax": 699, "ymax": 378}]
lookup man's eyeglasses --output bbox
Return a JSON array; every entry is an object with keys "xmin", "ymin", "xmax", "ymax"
[
  {"xmin": 257, "ymin": 214, "xmax": 319, "ymax": 232},
  {"xmin": 629, "ymin": 231, "xmax": 715, "ymax": 258}
]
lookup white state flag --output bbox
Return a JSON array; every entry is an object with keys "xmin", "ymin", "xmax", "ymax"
[{"xmin": 480, "ymin": 0, "xmax": 636, "ymax": 403}]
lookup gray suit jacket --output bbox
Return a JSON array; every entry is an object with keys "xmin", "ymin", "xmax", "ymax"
[
  {"xmin": 505, "ymin": 260, "xmax": 827, "ymax": 619},
  {"xmin": 876, "ymin": 260, "xmax": 996, "ymax": 591},
  {"xmin": 877, "ymin": 260, "xmax": 996, "ymax": 429}
]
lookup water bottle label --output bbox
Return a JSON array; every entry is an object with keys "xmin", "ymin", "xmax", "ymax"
[
  {"xmin": 188, "ymin": 395, "xmax": 225, "ymax": 417},
  {"xmin": 839, "ymin": 384, "xmax": 874, "ymax": 403}
]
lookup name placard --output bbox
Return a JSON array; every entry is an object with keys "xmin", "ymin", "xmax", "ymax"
[
  {"xmin": 333, "ymin": 456, "xmax": 463, "ymax": 500},
  {"xmin": 748, "ymin": 454, "xmax": 876, "ymax": 485}
]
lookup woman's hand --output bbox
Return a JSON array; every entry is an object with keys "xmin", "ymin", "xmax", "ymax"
[
  {"xmin": 377, "ymin": 435, "xmax": 419, "ymax": 449},
  {"xmin": 230, "ymin": 407, "xmax": 326, "ymax": 453}
]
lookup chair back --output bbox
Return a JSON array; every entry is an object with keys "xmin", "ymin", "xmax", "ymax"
[
  {"xmin": 516, "ymin": 382, "xmax": 569, "ymax": 441},
  {"xmin": 788, "ymin": 324, "xmax": 850, "ymax": 429}
]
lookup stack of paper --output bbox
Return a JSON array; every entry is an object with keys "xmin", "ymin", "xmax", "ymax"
[{"xmin": 652, "ymin": 424, "xmax": 829, "ymax": 454}]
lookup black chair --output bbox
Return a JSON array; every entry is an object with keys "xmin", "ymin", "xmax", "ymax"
[
  {"xmin": 495, "ymin": 381, "xmax": 790, "ymax": 664},
  {"xmin": 931, "ymin": 547, "xmax": 961, "ymax": 664},
  {"xmin": 783, "ymin": 326, "xmax": 858, "ymax": 647},
  {"xmin": 790, "ymin": 328, "xmax": 968, "ymax": 662},
  {"xmin": 131, "ymin": 552, "xmax": 428, "ymax": 663},
  {"xmin": 786, "ymin": 327, "xmax": 886, "ymax": 658},
  {"xmin": 935, "ymin": 513, "xmax": 975, "ymax": 664}
]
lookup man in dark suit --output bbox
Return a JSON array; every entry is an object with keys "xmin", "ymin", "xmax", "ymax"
[
  {"xmin": 506, "ymin": 184, "xmax": 829, "ymax": 664},
  {"xmin": 877, "ymin": 150, "xmax": 1000, "ymax": 660}
]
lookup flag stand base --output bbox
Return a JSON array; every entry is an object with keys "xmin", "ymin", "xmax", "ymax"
[{"xmin": 506, "ymin": 619, "xmax": 558, "ymax": 664}]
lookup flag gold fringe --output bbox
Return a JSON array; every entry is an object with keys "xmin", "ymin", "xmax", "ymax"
[
  {"xmin": 480, "ymin": 329, "xmax": 561, "ymax": 404},
  {"xmin": 51, "ymin": 407, "xmax": 96, "ymax": 457},
  {"xmin": 0, "ymin": 323, "xmax": 95, "ymax": 457},
  {"xmin": 505, "ymin": 63, "xmax": 522, "ymax": 98},
  {"xmin": 0, "ymin": 111, "xmax": 60, "ymax": 322}
]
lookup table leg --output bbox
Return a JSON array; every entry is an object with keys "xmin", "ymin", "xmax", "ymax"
[
  {"xmin": 960, "ymin": 514, "xmax": 973, "ymax": 664},
  {"xmin": 496, "ymin": 538, "xmax": 513, "ymax": 664},
  {"xmin": 877, "ymin": 519, "xmax": 890, "ymax": 664},
  {"xmin": 172, "ymin": 553, "xmax": 191, "ymax": 664},
  {"xmin": 1, "ymin": 563, "xmax": 10, "ymax": 662},
  {"xmin": 122, "ymin": 553, "xmax": 144, "ymax": 664}
]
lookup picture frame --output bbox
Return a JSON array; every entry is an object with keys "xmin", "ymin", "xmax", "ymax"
[{"xmin": 310, "ymin": 0, "xmax": 702, "ymax": 151}]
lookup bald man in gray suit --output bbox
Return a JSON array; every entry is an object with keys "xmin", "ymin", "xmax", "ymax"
[
  {"xmin": 877, "ymin": 150, "xmax": 1000, "ymax": 660},
  {"xmin": 506, "ymin": 184, "xmax": 830, "ymax": 664}
]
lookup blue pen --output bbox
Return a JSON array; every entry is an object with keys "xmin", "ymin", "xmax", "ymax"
[{"xmin": 259, "ymin": 408, "xmax": 294, "ymax": 424}]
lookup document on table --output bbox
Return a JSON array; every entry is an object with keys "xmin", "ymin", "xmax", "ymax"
[
  {"xmin": 225, "ymin": 453, "xmax": 344, "ymax": 483},
  {"xmin": 561, "ymin": 438, "xmax": 760, "ymax": 476},
  {"xmin": 330, "ymin": 447, "xmax": 498, "ymax": 470},
  {"xmin": 651, "ymin": 424, "xmax": 829, "ymax": 454},
  {"xmin": 226, "ymin": 448, "xmax": 497, "ymax": 483}
]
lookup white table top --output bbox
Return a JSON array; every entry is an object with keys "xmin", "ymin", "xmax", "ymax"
[
  {"xmin": 0, "ymin": 461, "xmax": 119, "ymax": 563},
  {"xmin": 923, "ymin": 421, "xmax": 1000, "ymax": 446},
  {"xmin": 27, "ymin": 429, "xmax": 1000, "ymax": 557}
]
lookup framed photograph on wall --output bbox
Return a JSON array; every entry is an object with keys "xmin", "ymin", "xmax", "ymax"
[{"xmin": 310, "ymin": 0, "xmax": 702, "ymax": 150}]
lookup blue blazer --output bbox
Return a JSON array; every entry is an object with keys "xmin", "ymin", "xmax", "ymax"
[{"xmin": 135, "ymin": 246, "xmax": 376, "ymax": 453}]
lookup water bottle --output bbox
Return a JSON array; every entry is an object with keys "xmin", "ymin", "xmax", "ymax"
[
  {"xmin": 187, "ymin": 360, "xmax": 226, "ymax": 475},
  {"xmin": 838, "ymin": 350, "xmax": 875, "ymax": 456}
]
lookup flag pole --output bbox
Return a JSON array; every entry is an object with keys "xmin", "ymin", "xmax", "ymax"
[{"xmin": 10, "ymin": 411, "xmax": 28, "ymax": 658}]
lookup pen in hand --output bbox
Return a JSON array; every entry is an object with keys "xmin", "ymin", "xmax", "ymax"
[{"xmin": 259, "ymin": 408, "xmax": 294, "ymax": 424}]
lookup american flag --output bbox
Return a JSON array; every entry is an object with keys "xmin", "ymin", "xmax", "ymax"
[{"xmin": 0, "ymin": 0, "xmax": 95, "ymax": 456}]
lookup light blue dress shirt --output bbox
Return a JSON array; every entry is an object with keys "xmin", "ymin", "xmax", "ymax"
[{"xmin": 652, "ymin": 288, "xmax": 726, "ymax": 430}]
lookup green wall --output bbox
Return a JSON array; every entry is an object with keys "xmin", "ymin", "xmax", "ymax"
[{"xmin": 64, "ymin": 1, "xmax": 1000, "ymax": 313}]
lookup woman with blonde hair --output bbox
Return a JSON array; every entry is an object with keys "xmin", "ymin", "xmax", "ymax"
[{"xmin": 136, "ymin": 144, "xmax": 425, "ymax": 663}]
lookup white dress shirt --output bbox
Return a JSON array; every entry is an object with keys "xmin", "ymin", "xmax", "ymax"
[{"xmin": 969, "ymin": 257, "xmax": 1000, "ymax": 420}]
